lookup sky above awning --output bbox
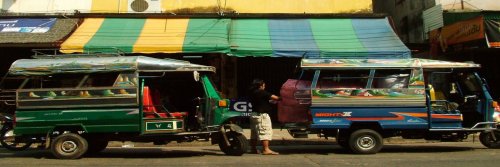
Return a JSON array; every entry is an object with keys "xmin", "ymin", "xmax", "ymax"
[
  {"xmin": 60, "ymin": 18, "xmax": 230, "ymax": 54},
  {"xmin": 60, "ymin": 17, "xmax": 410, "ymax": 59}
]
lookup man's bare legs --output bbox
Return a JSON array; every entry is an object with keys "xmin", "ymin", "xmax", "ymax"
[
  {"xmin": 250, "ymin": 139, "xmax": 259, "ymax": 154},
  {"xmin": 262, "ymin": 140, "xmax": 278, "ymax": 155}
]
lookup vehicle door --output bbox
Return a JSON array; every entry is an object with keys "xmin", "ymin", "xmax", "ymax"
[{"xmin": 427, "ymin": 71, "xmax": 465, "ymax": 129}]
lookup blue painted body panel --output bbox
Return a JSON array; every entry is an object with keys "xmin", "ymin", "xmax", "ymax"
[{"xmin": 310, "ymin": 107, "xmax": 430, "ymax": 129}]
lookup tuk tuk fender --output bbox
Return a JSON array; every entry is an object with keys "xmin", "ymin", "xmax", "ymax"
[
  {"xmin": 51, "ymin": 124, "xmax": 87, "ymax": 135},
  {"xmin": 223, "ymin": 124, "xmax": 244, "ymax": 133},
  {"xmin": 211, "ymin": 124, "xmax": 244, "ymax": 145}
]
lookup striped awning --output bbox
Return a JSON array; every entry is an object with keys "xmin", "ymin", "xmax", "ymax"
[
  {"xmin": 61, "ymin": 17, "xmax": 410, "ymax": 59},
  {"xmin": 60, "ymin": 18, "xmax": 230, "ymax": 54},
  {"xmin": 229, "ymin": 18, "xmax": 410, "ymax": 59}
]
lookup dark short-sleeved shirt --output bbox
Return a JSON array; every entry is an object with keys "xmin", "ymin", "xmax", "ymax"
[{"xmin": 249, "ymin": 89, "xmax": 273, "ymax": 114}]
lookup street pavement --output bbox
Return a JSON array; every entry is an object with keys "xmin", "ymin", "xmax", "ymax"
[
  {"xmin": 1, "ymin": 142, "xmax": 498, "ymax": 167},
  {"xmin": 1, "ymin": 129, "xmax": 497, "ymax": 167},
  {"xmin": 111, "ymin": 128, "xmax": 481, "ymax": 148}
]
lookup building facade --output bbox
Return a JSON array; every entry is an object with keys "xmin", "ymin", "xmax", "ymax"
[{"xmin": 373, "ymin": 0, "xmax": 436, "ymax": 45}]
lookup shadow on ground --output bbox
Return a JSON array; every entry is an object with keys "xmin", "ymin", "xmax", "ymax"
[{"xmin": 0, "ymin": 141, "xmax": 483, "ymax": 159}]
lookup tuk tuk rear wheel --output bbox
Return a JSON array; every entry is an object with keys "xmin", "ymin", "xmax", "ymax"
[
  {"xmin": 0, "ymin": 127, "xmax": 33, "ymax": 151},
  {"xmin": 51, "ymin": 133, "xmax": 88, "ymax": 159},
  {"xmin": 218, "ymin": 132, "xmax": 248, "ymax": 156},
  {"xmin": 348, "ymin": 129, "xmax": 383, "ymax": 154},
  {"xmin": 479, "ymin": 131, "xmax": 500, "ymax": 149}
]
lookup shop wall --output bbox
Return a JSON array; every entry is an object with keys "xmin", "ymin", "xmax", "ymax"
[
  {"xmin": 2, "ymin": 0, "xmax": 372, "ymax": 14},
  {"xmin": 1, "ymin": 0, "xmax": 92, "ymax": 13},
  {"xmin": 373, "ymin": 0, "xmax": 436, "ymax": 44}
]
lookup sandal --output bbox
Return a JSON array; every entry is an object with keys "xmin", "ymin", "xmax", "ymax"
[{"xmin": 262, "ymin": 151, "xmax": 279, "ymax": 155}]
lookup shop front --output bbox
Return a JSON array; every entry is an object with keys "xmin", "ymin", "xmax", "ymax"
[
  {"xmin": 429, "ymin": 12, "xmax": 500, "ymax": 98},
  {"xmin": 0, "ymin": 17, "xmax": 80, "ymax": 73}
]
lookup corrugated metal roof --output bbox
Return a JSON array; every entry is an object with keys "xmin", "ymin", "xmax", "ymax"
[
  {"xmin": 423, "ymin": 5, "xmax": 444, "ymax": 32},
  {"xmin": 8, "ymin": 56, "xmax": 215, "ymax": 76},
  {"xmin": 0, "ymin": 18, "xmax": 80, "ymax": 47}
]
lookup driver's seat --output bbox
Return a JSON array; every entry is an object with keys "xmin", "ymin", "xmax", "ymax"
[{"xmin": 143, "ymin": 86, "xmax": 167, "ymax": 118}]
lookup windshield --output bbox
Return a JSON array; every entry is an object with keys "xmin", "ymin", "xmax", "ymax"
[
  {"xmin": 456, "ymin": 72, "xmax": 482, "ymax": 95},
  {"xmin": 428, "ymin": 71, "xmax": 483, "ymax": 101}
]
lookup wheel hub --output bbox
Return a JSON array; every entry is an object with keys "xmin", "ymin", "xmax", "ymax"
[
  {"xmin": 357, "ymin": 136, "xmax": 375, "ymax": 150},
  {"xmin": 61, "ymin": 141, "xmax": 78, "ymax": 153}
]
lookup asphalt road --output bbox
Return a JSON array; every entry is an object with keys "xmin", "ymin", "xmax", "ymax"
[{"xmin": 0, "ymin": 142, "xmax": 499, "ymax": 167}]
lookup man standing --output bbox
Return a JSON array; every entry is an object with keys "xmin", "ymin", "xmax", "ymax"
[{"xmin": 249, "ymin": 79, "xmax": 280, "ymax": 155}]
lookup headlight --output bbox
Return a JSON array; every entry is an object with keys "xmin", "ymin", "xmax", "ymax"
[{"xmin": 494, "ymin": 111, "xmax": 500, "ymax": 123}]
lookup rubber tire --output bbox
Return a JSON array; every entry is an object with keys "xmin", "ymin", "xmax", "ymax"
[
  {"xmin": 218, "ymin": 132, "xmax": 248, "ymax": 156},
  {"xmin": 51, "ymin": 133, "xmax": 88, "ymax": 159},
  {"xmin": 479, "ymin": 131, "xmax": 500, "ymax": 149},
  {"xmin": 0, "ymin": 127, "xmax": 33, "ymax": 151},
  {"xmin": 86, "ymin": 140, "xmax": 108, "ymax": 154},
  {"xmin": 349, "ymin": 129, "xmax": 383, "ymax": 154}
]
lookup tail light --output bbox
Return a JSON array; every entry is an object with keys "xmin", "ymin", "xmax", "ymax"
[
  {"xmin": 294, "ymin": 90, "xmax": 312, "ymax": 104},
  {"xmin": 218, "ymin": 100, "xmax": 227, "ymax": 107}
]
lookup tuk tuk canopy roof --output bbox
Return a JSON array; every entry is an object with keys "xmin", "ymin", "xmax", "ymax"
[
  {"xmin": 8, "ymin": 56, "xmax": 216, "ymax": 76},
  {"xmin": 300, "ymin": 58, "xmax": 481, "ymax": 69}
]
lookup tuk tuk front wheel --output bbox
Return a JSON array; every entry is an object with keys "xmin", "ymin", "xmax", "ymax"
[
  {"xmin": 51, "ymin": 133, "xmax": 88, "ymax": 159},
  {"xmin": 0, "ymin": 127, "xmax": 33, "ymax": 151},
  {"xmin": 479, "ymin": 131, "xmax": 500, "ymax": 149},
  {"xmin": 218, "ymin": 132, "xmax": 248, "ymax": 156}
]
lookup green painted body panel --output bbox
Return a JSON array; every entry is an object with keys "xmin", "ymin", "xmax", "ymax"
[
  {"xmin": 15, "ymin": 108, "xmax": 140, "ymax": 135},
  {"xmin": 13, "ymin": 75, "xmax": 241, "ymax": 136},
  {"xmin": 202, "ymin": 77, "xmax": 244, "ymax": 125}
]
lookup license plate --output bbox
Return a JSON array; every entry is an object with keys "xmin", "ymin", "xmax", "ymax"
[{"xmin": 146, "ymin": 121, "xmax": 176, "ymax": 131}]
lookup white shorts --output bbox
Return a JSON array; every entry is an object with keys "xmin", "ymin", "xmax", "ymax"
[{"xmin": 250, "ymin": 113, "xmax": 273, "ymax": 141}]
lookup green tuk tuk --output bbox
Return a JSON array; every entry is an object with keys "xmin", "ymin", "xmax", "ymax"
[{"xmin": 0, "ymin": 55, "xmax": 247, "ymax": 159}]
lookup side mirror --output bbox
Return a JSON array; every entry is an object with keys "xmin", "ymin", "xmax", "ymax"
[
  {"xmin": 481, "ymin": 78, "xmax": 491, "ymax": 91},
  {"xmin": 193, "ymin": 71, "xmax": 200, "ymax": 82}
]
